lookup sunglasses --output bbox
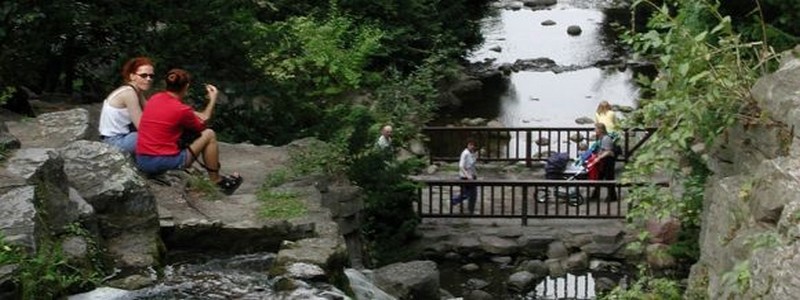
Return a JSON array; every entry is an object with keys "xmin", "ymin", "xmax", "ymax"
[{"xmin": 137, "ymin": 73, "xmax": 155, "ymax": 79}]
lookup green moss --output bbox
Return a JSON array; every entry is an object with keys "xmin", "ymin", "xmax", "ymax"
[
  {"xmin": 257, "ymin": 189, "xmax": 307, "ymax": 219},
  {"xmin": 187, "ymin": 174, "xmax": 223, "ymax": 201}
]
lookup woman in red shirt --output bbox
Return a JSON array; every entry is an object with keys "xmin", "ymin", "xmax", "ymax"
[{"xmin": 135, "ymin": 68, "xmax": 242, "ymax": 194}]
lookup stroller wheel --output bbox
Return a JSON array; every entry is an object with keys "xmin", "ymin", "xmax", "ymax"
[{"xmin": 568, "ymin": 194, "xmax": 584, "ymax": 206}]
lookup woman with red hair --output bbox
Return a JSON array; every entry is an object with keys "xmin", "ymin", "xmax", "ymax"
[
  {"xmin": 135, "ymin": 68, "xmax": 242, "ymax": 195},
  {"xmin": 98, "ymin": 57, "xmax": 154, "ymax": 153}
]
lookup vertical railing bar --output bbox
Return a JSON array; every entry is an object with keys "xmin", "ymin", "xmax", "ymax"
[
  {"xmin": 504, "ymin": 185, "xmax": 509, "ymax": 215},
  {"xmin": 522, "ymin": 185, "xmax": 528, "ymax": 225},
  {"xmin": 416, "ymin": 186, "xmax": 422, "ymax": 216},
  {"xmin": 481, "ymin": 184, "xmax": 486, "ymax": 216},
  {"xmin": 511, "ymin": 185, "xmax": 517, "ymax": 215},
  {"xmin": 439, "ymin": 185, "xmax": 445, "ymax": 215},
  {"xmin": 428, "ymin": 185, "xmax": 433, "ymax": 215},
  {"xmin": 526, "ymin": 130, "xmax": 532, "ymax": 167},
  {"xmin": 557, "ymin": 130, "xmax": 562, "ymax": 154},
  {"xmin": 614, "ymin": 186, "xmax": 622, "ymax": 217},
  {"xmin": 489, "ymin": 185, "xmax": 496, "ymax": 216},
  {"xmin": 537, "ymin": 130, "xmax": 543, "ymax": 161}
]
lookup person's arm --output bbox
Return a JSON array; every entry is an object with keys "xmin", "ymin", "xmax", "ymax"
[
  {"xmin": 595, "ymin": 137, "xmax": 615, "ymax": 160},
  {"xmin": 120, "ymin": 88, "xmax": 144, "ymax": 128},
  {"xmin": 181, "ymin": 104, "xmax": 207, "ymax": 133},
  {"xmin": 195, "ymin": 84, "xmax": 219, "ymax": 122}
]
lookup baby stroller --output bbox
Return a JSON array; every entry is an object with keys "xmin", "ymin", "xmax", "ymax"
[{"xmin": 534, "ymin": 152, "xmax": 587, "ymax": 206}]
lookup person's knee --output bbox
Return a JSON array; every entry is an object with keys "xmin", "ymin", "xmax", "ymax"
[{"xmin": 201, "ymin": 128, "xmax": 216, "ymax": 140}]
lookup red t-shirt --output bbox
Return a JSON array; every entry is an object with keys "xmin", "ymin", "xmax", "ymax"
[{"xmin": 136, "ymin": 92, "xmax": 206, "ymax": 156}]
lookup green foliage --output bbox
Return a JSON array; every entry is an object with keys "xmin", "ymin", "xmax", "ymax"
[
  {"xmin": 289, "ymin": 139, "xmax": 349, "ymax": 177},
  {"xmin": 187, "ymin": 173, "xmax": 223, "ymax": 201},
  {"xmin": 622, "ymin": 0, "xmax": 774, "ymax": 240},
  {"xmin": 0, "ymin": 86, "xmax": 13, "ymax": 106},
  {"xmin": 620, "ymin": 0, "xmax": 779, "ymax": 293},
  {"xmin": 264, "ymin": 168, "xmax": 292, "ymax": 188},
  {"xmin": 717, "ymin": 0, "xmax": 800, "ymax": 52},
  {"xmin": 348, "ymin": 150, "xmax": 422, "ymax": 266},
  {"xmin": 0, "ymin": 233, "xmax": 101, "ymax": 299},
  {"xmin": 253, "ymin": 9, "xmax": 384, "ymax": 97},
  {"xmin": 601, "ymin": 269, "xmax": 683, "ymax": 300},
  {"xmin": 257, "ymin": 189, "xmax": 307, "ymax": 219},
  {"xmin": 667, "ymin": 225, "xmax": 700, "ymax": 264},
  {"xmin": 0, "ymin": 144, "xmax": 7, "ymax": 162},
  {"xmin": 721, "ymin": 260, "xmax": 751, "ymax": 295},
  {"xmin": 745, "ymin": 232, "xmax": 781, "ymax": 250}
]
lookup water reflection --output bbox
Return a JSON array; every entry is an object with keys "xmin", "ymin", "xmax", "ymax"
[
  {"xmin": 533, "ymin": 273, "xmax": 596, "ymax": 300},
  {"xmin": 443, "ymin": 3, "xmax": 640, "ymax": 161},
  {"xmin": 469, "ymin": 8, "xmax": 611, "ymax": 66},
  {"xmin": 501, "ymin": 68, "xmax": 638, "ymax": 128}
]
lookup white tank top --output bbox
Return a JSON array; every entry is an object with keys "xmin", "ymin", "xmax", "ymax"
[{"xmin": 98, "ymin": 86, "xmax": 135, "ymax": 137}]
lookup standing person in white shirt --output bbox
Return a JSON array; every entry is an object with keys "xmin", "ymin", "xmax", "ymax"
[{"xmin": 451, "ymin": 139, "xmax": 479, "ymax": 214}]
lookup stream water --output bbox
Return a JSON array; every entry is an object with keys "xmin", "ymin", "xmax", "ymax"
[{"xmin": 441, "ymin": 1, "xmax": 639, "ymax": 128}]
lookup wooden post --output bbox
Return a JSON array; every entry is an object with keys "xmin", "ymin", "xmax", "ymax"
[{"xmin": 522, "ymin": 186, "xmax": 529, "ymax": 226}]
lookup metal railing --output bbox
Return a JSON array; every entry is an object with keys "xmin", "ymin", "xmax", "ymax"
[
  {"xmin": 415, "ymin": 178, "xmax": 667, "ymax": 225},
  {"xmin": 422, "ymin": 127, "xmax": 655, "ymax": 167}
]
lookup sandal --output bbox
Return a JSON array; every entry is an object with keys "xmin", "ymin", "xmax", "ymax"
[{"xmin": 217, "ymin": 174, "xmax": 243, "ymax": 195}]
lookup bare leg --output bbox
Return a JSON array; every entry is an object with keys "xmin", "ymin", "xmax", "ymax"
[{"xmin": 186, "ymin": 129, "xmax": 221, "ymax": 183}]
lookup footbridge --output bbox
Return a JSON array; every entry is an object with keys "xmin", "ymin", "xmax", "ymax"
[{"xmin": 415, "ymin": 127, "xmax": 661, "ymax": 224}]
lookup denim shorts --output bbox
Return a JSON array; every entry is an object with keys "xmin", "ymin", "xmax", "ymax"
[
  {"xmin": 136, "ymin": 150, "xmax": 190, "ymax": 175},
  {"xmin": 102, "ymin": 132, "xmax": 137, "ymax": 154}
]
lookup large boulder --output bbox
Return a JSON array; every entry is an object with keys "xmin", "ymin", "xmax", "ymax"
[
  {"xmin": 60, "ymin": 140, "xmax": 163, "ymax": 274},
  {"xmin": 690, "ymin": 46, "xmax": 800, "ymax": 299},
  {"xmin": 0, "ymin": 122, "xmax": 20, "ymax": 152},
  {"xmin": 6, "ymin": 149, "xmax": 79, "ymax": 234},
  {"xmin": 374, "ymin": 260, "xmax": 440, "ymax": 300}
]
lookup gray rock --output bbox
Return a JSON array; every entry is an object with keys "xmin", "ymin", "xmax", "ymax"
[
  {"xmin": 6, "ymin": 148, "xmax": 78, "ymax": 234},
  {"xmin": 589, "ymin": 259, "xmax": 623, "ymax": 272},
  {"xmin": 480, "ymin": 236, "xmax": 519, "ymax": 255},
  {"xmin": 567, "ymin": 25, "xmax": 582, "ymax": 36},
  {"xmin": 461, "ymin": 263, "xmax": 480, "ymax": 272},
  {"xmin": 491, "ymin": 256, "xmax": 513, "ymax": 265},
  {"xmin": 61, "ymin": 141, "xmax": 162, "ymax": 272},
  {"xmin": 523, "ymin": 0, "xmax": 557, "ymax": 7},
  {"xmin": 0, "ymin": 122, "xmax": 20, "ymax": 151},
  {"xmin": 507, "ymin": 2, "xmax": 523, "ymax": 10},
  {"xmin": 374, "ymin": 260, "xmax": 440, "ymax": 300},
  {"xmin": 594, "ymin": 276, "xmax": 617, "ymax": 293},
  {"xmin": 106, "ymin": 274, "xmax": 156, "ymax": 290},
  {"xmin": 541, "ymin": 19, "xmax": 556, "ymax": 26},
  {"xmin": 507, "ymin": 271, "xmax": 536, "ymax": 292},
  {"xmin": 546, "ymin": 241, "xmax": 568, "ymax": 259},
  {"xmin": 67, "ymin": 287, "xmax": 133, "ymax": 300},
  {"xmin": 36, "ymin": 108, "xmax": 92, "ymax": 148},
  {"xmin": 465, "ymin": 278, "xmax": 490, "ymax": 290},
  {"xmin": 286, "ymin": 262, "xmax": 327, "ymax": 281},
  {"xmin": 518, "ymin": 259, "xmax": 548, "ymax": 278},
  {"xmin": 545, "ymin": 258, "xmax": 565, "ymax": 277},
  {"xmin": 0, "ymin": 186, "xmax": 37, "ymax": 252},
  {"xmin": 462, "ymin": 117, "xmax": 488, "ymax": 127},
  {"xmin": 489, "ymin": 46, "xmax": 502, "ymax": 53},
  {"xmin": 563, "ymin": 252, "xmax": 589, "ymax": 272},
  {"xmin": 575, "ymin": 116, "xmax": 594, "ymax": 125},
  {"xmin": 61, "ymin": 236, "xmax": 90, "ymax": 266}
]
